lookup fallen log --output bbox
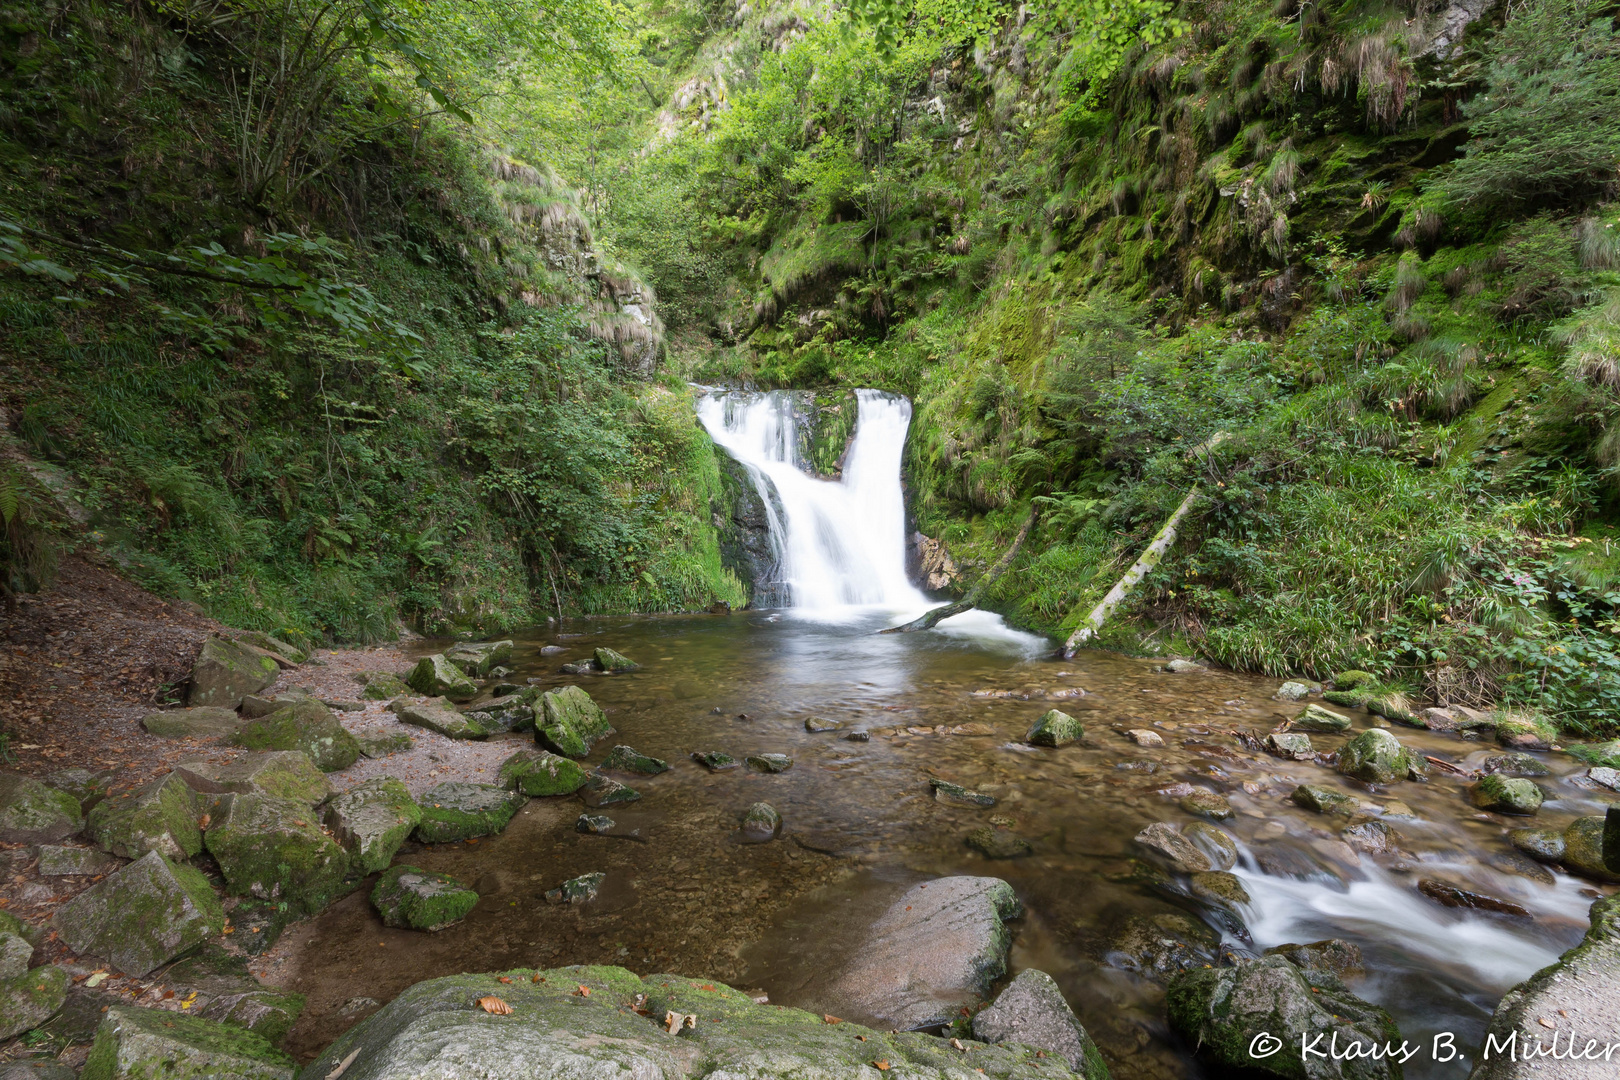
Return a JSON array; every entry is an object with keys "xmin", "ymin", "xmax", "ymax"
[{"xmin": 880, "ymin": 506, "xmax": 1038, "ymax": 633}]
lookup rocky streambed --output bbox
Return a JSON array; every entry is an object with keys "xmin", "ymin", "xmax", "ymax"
[{"xmin": 0, "ymin": 609, "xmax": 1616, "ymax": 1078}]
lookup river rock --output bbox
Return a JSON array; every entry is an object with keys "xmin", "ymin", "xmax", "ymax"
[
  {"xmin": 1495, "ymin": 714, "xmax": 1553, "ymax": 752},
  {"xmin": 1165, "ymin": 659, "xmax": 1204, "ymax": 673},
  {"xmin": 594, "ymin": 647, "xmax": 639, "ymax": 673},
  {"xmin": 1333, "ymin": 670, "xmax": 1378, "ymax": 690},
  {"xmin": 545, "ymin": 872, "xmax": 606, "ymax": 905},
  {"xmin": 1336, "ymin": 728, "xmax": 1424, "ymax": 784},
  {"xmin": 0, "ymin": 772, "xmax": 84, "ymax": 843},
  {"xmin": 1026, "ymin": 709, "xmax": 1083, "ymax": 747},
  {"xmin": 1341, "ymin": 820, "xmax": 1400, "ymax": 854},
  {"xmin": 1265, "ymin": 731, "xmax": 1314, "ymax": 760},
  {"xmin": 600, "ymin": 745, "xmax": 669, "ymax": 775},
  {"xmin": 1135, "ymin": 822, "xmax": 1212, "ymax": 873},
  {"xmin": 1422, "ymin": 706, "xmax": 1463, "ymax": 731},
  {"xmin": 579, "ymin": 773, "xmax": 640, "ymax": 808},
  {"xmin": 1488, "ymin": 849, "xmax": 1558, "ymax": 886},
  {"xmin": 1569, "ymin": 739, "xmax": 1620, "ymax": 769},
  {"xmin": 1469, "ymin": 775, "xmax": 1543, "ymax": 815},
  {"xmin": 1189, "ymin": 870, "xmax": 1250, "ymax": 911},
  {"xmin": 305, "ymin": 965, "xmax": 1074, "ymax": 1080},
  {"xmin": 822, "ymin": 876, "xmax": 1021, "ymax": 1030},
  {"xmin": 1561, "ymin": 817, "xmax": 1620, "ymax": 882},
  {"xmin": 1367, "ymin": 694, "xmax": 1422, "ymax": 726},
  {"xmin": 357, "ymin": 731, "xmax": 413, "ymax": 758},
  {"xmin": 537, "ymin": 685, "xmax": 613, "ymax": 758},
  {"xmin": 175, "ymin": 751, "xmax": 331, "ymax": 806},
  {"xmin": 740, "ymin": 801, "xmax": 781, "ymax": 842},
  {"xmin": 1274, "ymin": 681, "xmax": 1313, "ymax": 701},
  {"xmin": 1510, "ymin": 828, "xmax": 1566, "ymax": 864},
  {"xmin": 141, "ymin": 707, "xmax": 240, "ymax": 739},
  {"xmin": 1108, "ymin": 912, "xmax": 1220, "ymax": 980},
  {"xmin": 1482, "ymin": 752, "xmax": 1551, "ymax": 778},
  {"xmin": 1126, "ymin": 728, "xmax": 1163, "ymax": 747},
  {"xmin": 804, "ymin": 717, "xmax": 843, "ymax": 732},
  {"xmin": 1292, "ymin": 703, "xmax": 1352, "ymax": 733},
  {"xmin": 1184, "ymin": 821, "xmax": 1239, "ymax": 870},
  {"xmin": 443, "ymin": 640, "xmax": 513, "ymax": 677},
  {"xmin": 371, "ymin": 865, "xmax": 478, "ymax": 931},
  {"xmin": 323, "ymin": 778, "xmax": 420, "ymax": 874},
  {"xmin": 232, "ymin": 698, "xmax": 360, "ymax": 771},
  {"xmin": 971, "ymin": 968, "xmax": 1108, "ymax": 1078},
  {"xmin": 34, "ymin": 843, "xmax": 116, "ymax": 876},
  {"xmin": 86, "ymin": 773, "xmax": 198, "ymax": 860},
  {"xmin": 357, "ymin": 671, "xmax": 411, "ymax": 700},
  {"xmin": 497, "ymin": 749, "xmax": 587, "ymax": 796},
  {"xmin": 1586, "ymin": 766, "xmax": 1620, "ymax": 791},
  {"xmin": 406, "ymin": 654, "xmax": 479, "ymax": 702},
  {"xmin": 205, "ymin": 793, "xmax": 351, "ymax": 913},
  {"xmin": 414, "ymin": 782, "xmax": 527, "ymax": 843},
  {"xmin": 53, "ymin": 851, "xmax": 224, "ymax": 975},
  {"xmin": 746, "ymin": 753, "xmax": 794, "ymax": 773},
  {"xmin": 240, "ymin": 693, "xmax": 305, "ymax": 719},
  {"xmin": 1264, "ymin": 938, "xmax": 1364, "ymax": 980},
  {"xmin": 1471, "ymin": 895, "xmax": 1620, "ymax": 1080},
  {"xmin": 576, "ymin": 814, "xmax": 615, "ymax": 834},
  {"xmin": 691, "ymin": 750, "xmax": 739, "ymax": 771},
  {"xmin": 461, "ymin": 694, "xmax": 534, "ymax": 733},
  {"xmin": 397, "ymin": 699, "xmax": 487, "ymax": 740},
  {"xmin": 1180, "ymin": 790, "xmax": 1233, "ymax": 820},
  {"xmin": 932, "ymin": 778, "xmax": 995, "ymax": 807},
  {"xmin": 967, "ymin": 825, "xmax": 1033, "ymax": 858},
  {"xmin": 1167, "ymin": 954, "xmax": 1403, "ymax": 1080},
  {"xmin": 1417, "ymin": 879, "xmax": 1531, "ymax": 919},
  {"xmin": 187, "ymin": 636, "xmax": 279, "ymax": 709},
  {"xmin": 84, "ymin": 1004, "xmax": 295, "ymax": 1079}
]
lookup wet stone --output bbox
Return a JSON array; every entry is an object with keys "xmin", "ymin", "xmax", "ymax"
[
  {"xmin": 1587, "ymin": 766, "xmax": 1620, "ymax": 791},
  {"xmin": 1264, "ymin": 731, "xmax": 1314, "ymax": 760},
  {"xmin": 1274, "ymin": 681, "xmax": 1313, "ymax": 701},
  {"xmin": 414, "ymin": 782, "xmax": 527, "ymax": 843},
  {"xmin": 1341, "ymin": 820, "xmax": 1400, "ymax": 854},
  {"xmin": 1183, "ymin": 822, "xmax": 1239, "ymax": 871},
  {"xmin": 1109, "ymin": 913, "xmax": 1220, "ymax": 981},
  {"xmin": 1482, "ymin": 752, "xmax": 1552, "ymax": 778},
  {"xmin": 545, "ymin": 872, "xmax": 606, "ymax": 905},
  {"xmin": 803, "ymin": 717, "xmax": 843, "ymax": 733},
  {"xmin": 1469, "ymin": 775, "xmax": 1544, "ymax": 815},
  {"xmin": 1487, "ymin": 849, "xmax": 1558, "ymax": 886},
  {"xmin": 740, "ymin": 801, "xmax": 781, "ymax": 843},
  {"xmin": 971, "ymin": 968, "xmax": 1109, "ymax": 1079},
  {"xmin": 1126, "ymin": 729, "xmax": 1164, "ymax": 747},
  {"xmin": 1179, "ymin": 790, "xmax": 1233, "ymax": 820},
  {"xmin": 1265, "ymin": 938, "xmax": 1364, "ymax": 980},
  {"xmin": 1561, "ymin": 817, "xmax": 1620, "ymax": 882},
  {"xmin": 966, "ymin": 825, "xmax": 1033, "ymax": 859},
  {"xmin": 1189, "ymin": 870, "xmax": 1250, "ymax": 909},
  {"xmin": 371, "ymin": 865, "xmax": 478, "ymax": 932},
  {"xmin": 1165, "ymin": 659, "xmax": 1204, "ymax": 673},
  {"xmin": 575, "ymin": 814, "xmax": 616, "ymax": 835},
  {"xmin": 1135, "ymin": 822, "xmax": 1212, "ymax": 874},
  {"xmin": 593, "ymin": 647, "xmax": 639, "ymax": 673},
  {"xmin": 842, "ymin": 729, "xmax": 870, "ymax": 742},
  {"xmin": 691, "ymin": 751, "xmax": 739, "ymax": 771},
  {"xmin": 1292, "ymin": 703, "xmax": 1352, "ymax": 733},
  {"xmin": 1509, "ymin": 828, "xmax": 1565, "ymax": 864},
  {"xmin": 1418, "ymin": 879, "xmax": 1532, "ymax": 918},
  {"xmin": 745, "ymin": 754, "xmax": 793, "ymax": 774},
  {"xmin": 537, "ymin": 686, "xmax": 614, "ymax": 759},
  {"xmin": 1291, "ymin": 784, "xmax": 1357, "ymax": 816},
  {"xmin": 1026, "ymin": 709, "xmax": 1083, "ymax": 747},
  {"xmin": 931, "ymin": 779, "xmax": 995, "ymax": 807},
  {"xmin": 497, "ymin": 749, "xmax": 587, "ymax": 797},
  {"xmin": 599, "ymin": 745, "xmax": 670, "ymax": 775},
  {"xmin": 579, "ymin": 773, "xmax": 640, "ymax": 808}
]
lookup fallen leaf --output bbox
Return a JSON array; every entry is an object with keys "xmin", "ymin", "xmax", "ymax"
[
  {"xmin": 1538, "ymin": 1017, "xmax": 1556, "ymax": 1029},
  {"xmin": 822, "ymin": 1015, "xmax": 842, "ymax": 1025},
  {"xmin": 498, "ymin": 977, "xmax": 512, "ymax": 984},
  {"xmin": 874, "ymin": 1062, "xmax": 890, "ymax": 1071},
  {"xmin": 951, "ymin": 1038, "xmax": 965, "ymax": 1051},
  {"xmin": 478, "ymin": 996, "xmax": 512, "ymax": 1015},
  {"xmin": 575, "ymin": 985, "xmax": 591, "ymax": 997}
]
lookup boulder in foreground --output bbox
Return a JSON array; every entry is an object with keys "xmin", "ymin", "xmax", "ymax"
[
  {"xmin": 53, "ymin": 851, "xmax": 224, "ymax": 976},
  {"xmin": 204, "ymin": 793, "xmax": 351, "ymax": 913},
  {"xmin": 81, "ymin": 1004, "xmax": 295, "ymax": 1080},
  {"xmin": 972, "ymin": 968, "xmax": 1109, "ymax": 1079}
]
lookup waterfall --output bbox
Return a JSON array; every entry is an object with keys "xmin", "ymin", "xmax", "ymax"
[{"xmin": 696, "ymin": 388, "xmax": 931, "ymax": 615}]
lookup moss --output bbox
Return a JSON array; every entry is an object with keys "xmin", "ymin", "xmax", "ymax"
[
  {"xmin": 82, "ymin": 1005, "xmax": 295, "ymax": 1080},
  {"xmin": 537, "ymin": 685, "xmax": 613, "ymax": 759},
  {"xmin": 371, "ymin": 866, "xmax": 479, "ymax": 931},
  {"xmin": 86, "ymin": 773, "xmax": 200, "ymax": 861},
  {"xmin": 496, "ymin": 749, "xmax": 588, "ymax": 796},
  {"xmin": 413, "ymin": 782, "xmax": 526, "ymax": 843},
  {"xmin": 231, "ymin": 699, "xmax": 360, "ymax": 772},
  {"xmin": 203, "ymin": 794, "xmax": 352, "ymax": 914}
]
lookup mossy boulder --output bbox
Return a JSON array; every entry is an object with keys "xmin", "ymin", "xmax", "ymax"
[
  {"xmin": 594, "ymin": 647, "xmax": 639, "ymax": 672},
  {"xmin": 1180, "ymin": 791, "xmax": 1234, "ymax": 820},
  {"xmin": 175, "ymin": 751, "xmax": 331, "ymax": 806},
  {"xmin": 86, "ymin": 773, "xmax": 199, "ymax": 861},
  {"xmin": 1567, "ymin": 739, "xmax": 1620, "ymax": 769},
  {"xmin": 579, "ymin": 773, "xmax": 640, "ymax": 808},
  {"xmin": 371, "ymin": 865, "xmax": 479, "ymax": 931},
  {"xmin": 461, "ymin": 693, "xmax": 535, "ymax": 733},
  {"xmin": 42, "ymin": 766, "xmax": 115, "ymax": 810},
  {"xmin": 1469, "ymin": 775, "xmax": 1544, "ymax": 816},
  {"xmin": 162, "ymin": 944, "xmax": 306, "ymax": 1043},
  {"xmin": 746, "ymin": 753, "xmax": 794, "ymax": 774},
  {"xmin": 443, "ymin": 640, "xmax": 513, "ymax": 677},
  {"xmin": 232, "ymin": 698, "xmax": 360, "ymax": 772},
  {"xmin": 1026, "ymin": 709, "xmax": 1083, "ymax": 747},
  {"xmin": 545, "ymin": 872, "xmax": 606, "ymax": 905},
  {"xmin": 1482, "ymin": 752, "xmax": 1552, "ymax": 777},
  {"xmin": 232, "ymin": 631, "xmax": 308, "ymax": 665},
  {"xmin": 0, "ymin": 772, "xmax": 84, "ymax": 843},
  {"xmin": 536, "ymin": 685, "xmax": 613, "ymax": 758},
  {"xmin": 35, "ymin": 843, "xmax": 118, "ymax": 876},
  {"xmin": 203, "ymin": 793, "xmax": 352, "ymax": 914},
  {"xmin": 1292, "ymin": 703, "xmax": 1352, "ymax": 732},
  {"xmin": 1167, "ymin": 955, "xmax": 1404, "ymax": 1080},
  {"xmin": 971, "ymin": 968, "xmax": 1110, "ymax": 1079},
  {"xmin": 1510, "ymin": 828, "xmax": 1566, "ymax": 863},
  {"xmin": 396, "ymin": 699, "xmax": 488, "ymax": 740},
  {"xmin": 405, "ymin": 654, "xmax": 478, "ymax": 702},
  {"xmin": 1332, "ymin": 670, "xmax": 1379, "ymax": 690},
  {"xmin": 1335, "ymin": 728, "xmax": 1424, "ymax": 784},
  {"xmin": 323, "ymin": 778, "xmax": 421, "ymax": 873},
  {"xmin": 497, "ymin": 749, "xmax": 588, "ymax": 796},
  {"xmin": 1108, "ymin": 913, "xmax": 1221, "ymax": 982},
  {"xmin": 1134, "ymin": 822, "xmax": 1212, "ymax": 874},
  {"xmin": 1495, "ymin": 712, "xmax": 1556, "ymax": 752},
  {"xmin": 140, "ymin": 707, "xmax": 240, "ymax": 739},
  {"xmin": 1561, "ymin": 817, "xmax": 1620, "ymax": 883},
  {"xmin": 187, "ymin": 636, "xmax": 279, "ymax": 710},
  {"xmin": 691, "ymin": 750, "xmax": 738, "ymax": 770},
  {"xmin": 1291, "ymin": 784, "xmax": 1358, "ymax": 816},
  {"xmin": 0, "ymin": 961, "xmax": 68, "ymax": 1040},
  {"xmin": 81, "ymin": 1005, "xmax": 295, "ymax": 1080},
  {"xmin": 1266, "ymin": 732, "xmax": 1315, "ymax": 759},
  {"xmin": 1184, "ymin": 822, "xmax": 1239, "ymax": 871},
  {"xmin": 356, "ymin": 671, "xmax": 411, "ymax": 700},
  {"xmin": 599, "ymin": 745, "xmax": 669, "ymax": 775},
  {"xmin": 740, "ymin": 801, "xmax": 781, "ymax": 842},
  {"xmin": 1366, "ymin": 694, "xmax": 1422, "ymax": 727},
  {"xmin": 357, "ymin": 731, "xmax": 414, "ymax": 758},
  {"xmin": 414, "ymin": 782, "xmax": 527, "ymax": 843},
  {"xmin": 53, "ymin": 851, "xmax": 224, "ymax": 976}
]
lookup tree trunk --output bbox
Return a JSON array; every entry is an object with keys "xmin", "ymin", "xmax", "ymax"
[{"xmin": 880, "ymin": 506, "xmax": 1038, "ymax": 633}]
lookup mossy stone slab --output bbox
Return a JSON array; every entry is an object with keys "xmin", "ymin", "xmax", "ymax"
[
  {"xmin": 0, "ymin": 772, "xmax": 84, "ymax": 844},
  {"xmin": 1026, "ymin": 709, "xmax": 1083, "ymax": 747},
  {"xmin": 371, "ymin": 865, "xmax": 479, "ymax": 931},
  {"xmin": 599, "ymin": 745, "xmax": 669, "ymax": 775},
  {"xmin": 397, "ymin": 700, "xmax": 488, "ymax": 740},
  {"xmin": 323, "ymin": 778, "xmax": 421, "ymax": 874},
  {"xmin": 405, "ymin": 654, "xmax": 478, "ymax": 702},
  {"xmin": 53, "ymin": 851, "xmax": 224, "ymax": 976},
  {"xmin": 232, "ymin": 698, "xmax": 360, "ymax": 772},
  {"xmin": 86, "ymin": 773, "xmax": 199, "ymax": 861},
  {"xmin": 537, "ymin": 685, "xmax": 614, "ymax": 759},
  {"xmin": 140, "ymin": 707, "xmax": 240, "ymax": 739},
  {"xmin": 81, "ymin": 1005, "xmax": 295, "ymax": 1080},
  {"xmin": 203, "ymin": 793, "xmax": 351, "ymax": 914},
  {"xmin": 0, "ymin": 963, "xmax": 68, "ymax": 1040},
  {"xmin": 497, "ymin": 750, "xmax": 587, "ymax": 796},
  {"xmin": 413, "ymin": 782, "xmax": 527, "ymax": 843},
  {"xmin": 175, "ymin": 751, "xmax": 331, "ymax": 807},
  {"xmin": 186, "ymin": 637, "xmax": 278, "ymax": 710}
]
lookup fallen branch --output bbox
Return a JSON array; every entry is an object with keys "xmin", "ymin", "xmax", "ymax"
[
  {"xmin": 1424, "ymin": 755, "xmax": 1468, "ymax": 776},
  {"xmin": 881, "ymin": 506, "xmax": 1038, "ymax": 633}
]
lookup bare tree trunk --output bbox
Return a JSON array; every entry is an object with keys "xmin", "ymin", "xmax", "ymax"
[{"xmin": 881, "ymin": 506, "xmax": 1037, "ymax": 633}]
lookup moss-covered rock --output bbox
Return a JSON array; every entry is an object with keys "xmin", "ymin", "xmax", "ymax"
[
  {"xmin": 323, "ymin": 778, "xmax": 420, "ymax": 874},
  {"xmin": 0, "ymin": 772, "xmax": 84, "ymax": 844},
  {"xmin": 599, "ymin": 745, "xmax": 669, "ymax": 775},
  {"xmin": 537, "ymin": 685, "xmax": 614, "ymax": 758},
  {"xmin": 231, "ymin": 631, "xmax": 308, "ymax": 665},
  {"xmin": 1026, "ymin": 709, "xmax": 1083, "ymax": 747},
  {"xmin": 396, "ymin": 699, "xmax": 488, "ymax": 740},
  {"xmin": 35, "ymin": 843, "xmax": 118, "ymax": 876},
  {"xmin": 497, "ymin": 749, "xmax": 588, "ymax": 796},
  {"xmin": 81, "ymin": 1005, "xmax": 295, "ymax": 1080},
  {"xmin": 405, "ymin": 654, "xmax": 478, "ymax": 702},
  {"xmin": 1291, "ymin": 784, "xmax": 1358, "ymax": 816},
  {"xmin": 1336, "ymin": 728, "xmax": 1424, "ymax": 784},
  {"xmin": 163, "ymin": 944, "xmax": 306, "ymax": 1043},
  {"xmin": 579, "ymin": 773, "xmax": 640, "ymax": 808},
  {"xmin": 1179, "ymin": 790, "xmax": 1233, "ymax": 820},
  {"xmin": 231, "ymin": 698, "xmax": 360, "ymax": 772},
  {"xmin": 443, "ymin": 640, "xmax": 513, "ymax": 677},
  {"xmin": 690, "ymin": 750, "xmax": 738, "ymax": 770},
  {"xmin": 1469, "ymin": 775, "xmax": 1544, "ymax": 815},
  {"xmin": 745, "ymin": 753, "xmax": 794, "ymax": 773},
  {"xmin": 175, "ymin": 751, "xmax": 331, "ymax": 806},
  {"xmin": 53, "ymin": 851, "xmax": 224, "ymax": 976},
  {"xmin": 413, "ymin": 782, "xmax": 527, "ymax": 843},
  {"xmin": 740, "ymin": 801, "xmax": 781, "ymax": 842},
  {"xmin": 1510, "ymin": 828, "xmax": 1566, "ymax": 863},
  {"xmin": 544, "ymin": 871, "xmax": 606, "ymax": 905},
  {"xmin": 1495, "ymin": 712, "xmax": 1556, "ymax": 752},
  {"xmin": 1292, "ymin": 703, "xmax": 1352, "ymax": 732},
  {"xmin": 371, "ymin": 865, "xmax": 479, "ymax": 931},
  {"xmin": 1332, "ymin": 670, "xmax": 1379, "ymax": 690},
  {"xmin": 203, "ymin": 793, "xmax": 352, "ymax": 914},
  {"xmin": 1108, "ymin": 912, "xmax": 1220, "ymax": 982},
  {"xmin": 1567, "ymin": 739, "xmax": 1620, "ymax": 769},
  {"xmin": 42, "ymin": 766, "xmax": 115, "ymax": 810},
  {"xmin": 461, "ymin": 693, "xmax": 535, "ymax": 733},
  {"xmin": 1561, "ymin": 817, "xmax": 1620, "ymax": 883},
  {"xmin": 86, "ymin": 773, "xmax": 199, "ymax": 860},
  {"xmin": 593, "ymin": 647, "xmax": 639, "ymax": 672},
  {"xmin": 1167, "ymin": 955, "xmax": 1404, "ymax": 1079},
  {"xmin": 356, "ymin": 671, "xmax": 411, "ymax": 700},
  {"xmin": 0, "ymin": 962, "xmax": 68, "ymax": 1040},
  {"xmin": 1183, "ymin": 822, "xmax": 1239, "ymax": 870},
  {"xmin": 187, "ymin": 636, "xmax": 279, "ymax": 710},
  {"xmin": 140, "ymin": 707, "xmax": 241, "ymax": 739},
  {"xmin": 1265, "ymin": 731, "xmax": 1315, "ymax": 759},
  {"xmin": 1366, "ymin": 694, "xmax": 1422, "ymax": 727},
  {"xmin": 931, "ymin": 778, "xmax": 995, "ymax": 807},
  {"xmin": 1482, "ymin": 752, "xmax": 1552, "ymax": 777}
]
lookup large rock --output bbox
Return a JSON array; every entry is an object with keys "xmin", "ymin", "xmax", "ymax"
[
  {"xmin": 823, "ymin": 876, "xmax": 1022, "ymax": 1030},
  {"xmin": 0, "ymin": 772, "xmax": 84, "ymax": 843},
  {"xmin": 496, "ymin": 749, "xmax": 587, "ymax": 796},
  {"xmin": 1266, "ymin": 732, "xmax": 1315, "ymax": 760},
  {"xmin": 186, "ymin": 636, "xmax": 278, "ymax": 710},
  {"xmin": 443, "ymin": 640, "xmax": 513, "ymax": 677},
  {"xmin": 461, "ymin": 694, "xmax": 534, "ymax": 733},
  {"xmin": 1336, "ymin": 728, "xmax": 1424, "ymax": 784},
  {"xmin": 0, "ymin": 960, "xmax": 68, "ymax": 1040},
  {"xmin": 232, "ymin": 698, "xmax": 360, "ymax": 772},
  {"xmin": 1135, "ymin": 822, "xmax": 1212, "ymax": 874},
  {"xmin": 1026, "ymin": 709, "xmax": 1083, "ymax": 747},
  {"xmin": 971, "ymin": 968, "xmax": 1109, "ymax": 1079},
  {"xmin": 1291, "ymin": 784, "xmax": 1358, "ymax": 816},
  {"xmin": 1560, "ymin": 817, "xmax": 1620, "ymax": 883},
  {"xmin": 536, "ymin": 685, "xmax": 614, "ymax": 758},
  {"xmin": 600, "ymin": 745, "xmax": 670, "ymax": 775},
  {"xmin": 323, "ymin": 778, "xmax": 421, "ymax": 874},
  {"xmin": 594, "ymin": 647, "xmax": 639, "ymax": 673},
  {"xmin": 162, "ymin": 944, "xmax": 306, "ymax": 1042},
  {"xmin": 396, "ymin": 699, "xmax": 487, "ymax": 740},
  {"xmin": 1167, "ymin": 954, "xmax": 1404, "ymax": 1079},
  {"xmin": 405, "ymin": 654, "xmax": 478, "ymax": 702},
  {"xmin": 1293, "ymin": 703, "xmax": 1352, "ymax": 733},
  {"xmin": 1469, "ymin": 775, "xmax": 1543, "ymax": 815},
  {"xmin": 35, "ymin": 843, "xmax": 118, "ymax": 876},
  {"xmin": 371, "ymin": 866, "xmax": 479, "ymax": 931},
  {"xmin": 305, "ymin": 965, "xmax": 1076, "ymax": 1080},
  {"xmin": 204, "ymin": 793, "xmax": 351, "ymax": 913},
  {"xmin": 414, "ymin": 782, "xmax": 527, "ymax": 843},
  {"xmin": 81, "ymin": 1005, "xmax": 296, "ymax": 1080},
  {"xmin": 232, "ymin": 630, "xmax": 308, "ymax": 665},
  {"xmin": 175, "ymin": 751, "xmax": 331, "ymax": 806},
  {"xmin": 141, "ymin": 707, "xmax": 240, "ymax": 739},
  {"xmin": 1471, "ymin": 895, "xmax": 1620, "ymax": 1080},
  {"xmin": 356, "ymin": 671, "xmax": 411, "ymax": 700},
  {"xmin": 86, "ymin": 773, "xmax": 199, "ymax": 860},
  {"xmin": 53, "ymin": 851, "xmax": 224, "ymax": 976}
]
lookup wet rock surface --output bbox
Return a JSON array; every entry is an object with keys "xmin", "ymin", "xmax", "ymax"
[{"xmin": 972, "ymin": 968, "xmax": 1109, "ymax": 1078}]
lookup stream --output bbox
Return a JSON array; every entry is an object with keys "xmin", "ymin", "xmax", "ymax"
[{"xmin": 269, "ymin": 390, "xmax": 1612, "ymax": 1078}]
